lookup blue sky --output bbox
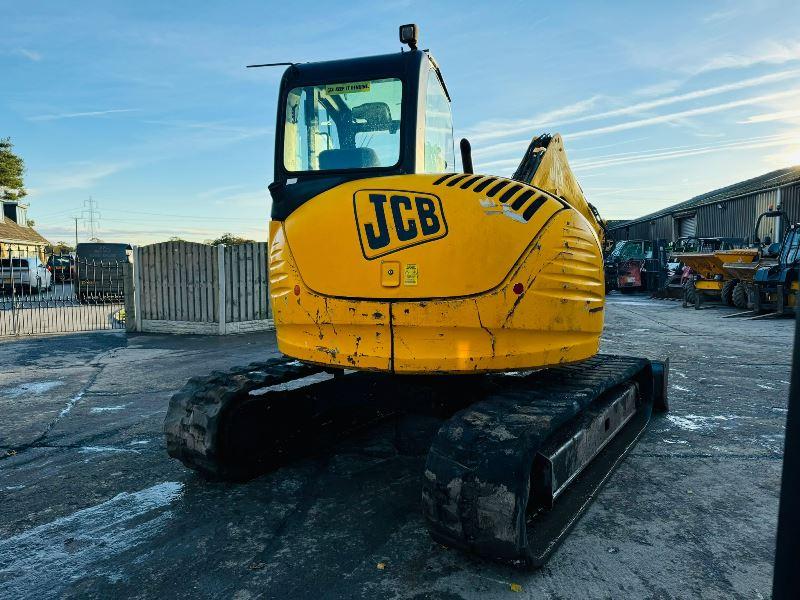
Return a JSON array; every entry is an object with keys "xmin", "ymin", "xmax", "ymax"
[{"xmin": 2, "ymin": 0, "xmax": 800, "ymax": 244}]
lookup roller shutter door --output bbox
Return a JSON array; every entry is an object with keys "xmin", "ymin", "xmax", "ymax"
[{"xmin": 677, "ymin": 214, "xmax": 697, "ymax": 238}]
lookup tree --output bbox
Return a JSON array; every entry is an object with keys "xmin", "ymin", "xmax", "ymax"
[
  {"xmin": 0, "ymin": 138, "xmax": 27, "ymax": 201},
  {"xmin": 207, "ymin": 233, "xmax": 254, "ymax": 246},
  {"xmin": 46, "ymin": 241, "xmax": 75, "ymax": 255}
]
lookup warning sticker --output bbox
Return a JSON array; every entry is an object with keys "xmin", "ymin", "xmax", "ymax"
[
  {"xmin": 324, "ymin": 81, "xmax": 371, "ymax": 95},
  {"xmin": 404, "ymin": 264, "xmax": 418, "ymax": 286}
]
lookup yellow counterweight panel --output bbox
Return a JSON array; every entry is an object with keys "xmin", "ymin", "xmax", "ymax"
[
  {"xmin": 282, "ymin": 174, "xmax": 566, "ymax": 299},
  {"xmin": 391, "ymin": 209, "xmax": 604, "ymax": 372},
  {"xmin": 270, "ymin": 175, "xmax": 604, "ymax": 373},
  {"xmin": 269, "ymin": 222, "xmax": 391, "ymax": 370}
]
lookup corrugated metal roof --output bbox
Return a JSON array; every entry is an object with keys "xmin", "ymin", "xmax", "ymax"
[
  {"xmin": 0, "ymin": 216, "xmax": 49, "ymax": 245},
  {"xmin": 608, "ymin": 165, "xmax": 800, "ymax": 230}
]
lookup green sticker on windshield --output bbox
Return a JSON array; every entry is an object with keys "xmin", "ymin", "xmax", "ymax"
[{"xmin": 324, "ymin": 81, "xmax": 371, "ymax": 95}]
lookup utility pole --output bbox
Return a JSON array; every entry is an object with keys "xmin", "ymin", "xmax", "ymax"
[{"xmin": 74, "ymin": 217, "xmax": 79, "ymax": 249}]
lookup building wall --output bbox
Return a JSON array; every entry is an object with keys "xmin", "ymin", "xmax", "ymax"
[
  {"xmin": 0, "ymin": 242, "xmax": 46, "ymax": 261},
  {"xmin": 609, "ymin": 183, "xmax": 800, "ymax": 243}
]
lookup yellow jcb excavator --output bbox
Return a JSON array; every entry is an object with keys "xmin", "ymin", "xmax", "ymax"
[{"xmin": 164, "ymin": 24, "xmax": 669, "ymax": 567}]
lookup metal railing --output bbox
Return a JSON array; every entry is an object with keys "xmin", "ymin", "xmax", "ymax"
[{"xmin": 0, "ymin": 243, "xmax": 128, "ymax": 336}]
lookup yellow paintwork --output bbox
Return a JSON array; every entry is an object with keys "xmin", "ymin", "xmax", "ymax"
[
  {"xmin": 391, "ymin": 209, "xmax": 603, "ymax": 372},
  {"xmin": 284, "ymin": 175, "xmax": 564, "ymax": 299},
  {"xmin": 269, "ymin": 138, "xmax": 605, "ymax": 373},
  {"xmin": 528, "ymin": 134, "xmax": 603, "ymax": 244},
  {"xmin": 715, "ymin": 248, "xmax": 758, "ymax": 264},
  {"xmin": 270, "ymin": 223, "xmax": 392, "ymax": 370},
  {"xmin": 674, "ymin": 249, "xmax": 757, "ymax": 281},
  {"xmin": 695, "ymin": 280, "xmax": 723, "ymax": 291},
  {"xmin": 722, "ymin": 261, "xmax": 761, "ymax": 282}
]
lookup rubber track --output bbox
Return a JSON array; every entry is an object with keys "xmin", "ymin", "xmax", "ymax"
[
  {"xmin": 421, "ymin": 354, "xmax": 654, "ymax": 566},
  {"xmin": 164, "ymin": 357, "xmax": 323, "ymax": 479}
]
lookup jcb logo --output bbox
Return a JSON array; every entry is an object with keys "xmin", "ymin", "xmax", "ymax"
[{"xmin": 354, "ymin": 190, "xmax": 448, "ymax": 259}]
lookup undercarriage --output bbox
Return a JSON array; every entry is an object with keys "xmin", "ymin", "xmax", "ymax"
[{"xmin": 165, "ymin": 354, "xmax": 667, "ymax": 567}]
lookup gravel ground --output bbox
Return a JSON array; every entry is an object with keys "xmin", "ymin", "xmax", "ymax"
[{"xmin": 0, "ymin": 294, "xmax": 790, "ymax": 599}]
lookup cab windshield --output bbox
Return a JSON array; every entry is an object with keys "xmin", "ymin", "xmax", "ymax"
[{"xmin": 283, "ymin": 77, "xmax": 402, "ymax": 172}]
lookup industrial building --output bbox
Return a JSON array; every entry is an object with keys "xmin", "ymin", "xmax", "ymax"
[{"xmin": 608, "ymin": 166, "xmax": 800, "ymax": 244}]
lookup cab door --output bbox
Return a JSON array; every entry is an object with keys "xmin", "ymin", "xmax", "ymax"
[{"xmin": 418, "ymin": 66, "xmax": 455, "ymax": 174}]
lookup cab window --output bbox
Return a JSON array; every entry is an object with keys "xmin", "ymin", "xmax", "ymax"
[
  {"xmin": 423, "ymin": 69, "xmax": 455, "ymax": 173},
  {"xmin": 283, "ymin": 78, "xmax": 402, "ymax": 172}
]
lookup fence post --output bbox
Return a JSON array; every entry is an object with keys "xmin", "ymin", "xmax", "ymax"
[
  {"xmin": 133, "ymin": 245, "xmax": 142, "ymax": 332},
  {"xmin": 217, "ymin": 244, "xmax": 226, "ymax": 335},
  {"xmin": 123, "ymin": 261, "xmax": 136, "ymax": 332}
]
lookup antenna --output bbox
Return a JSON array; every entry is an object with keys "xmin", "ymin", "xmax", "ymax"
[{"xmin": 246, "ymin": 62, "xmax": 294, "ymax": 68}]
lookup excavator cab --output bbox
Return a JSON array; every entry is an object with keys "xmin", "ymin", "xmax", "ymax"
[{"xmin": 270, "ymin": 47, "xmax": 455, "ymax": 221}]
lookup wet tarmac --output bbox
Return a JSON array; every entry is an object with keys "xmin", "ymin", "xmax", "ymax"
[{"xmin": 0, "ymin": 294, "xmax": 790, "ymax": 598}]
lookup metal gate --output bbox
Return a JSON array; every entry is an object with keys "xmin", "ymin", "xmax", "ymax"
[{"xmin": 1, "ymin": 243, "xmax": 128, "ymax": 336}]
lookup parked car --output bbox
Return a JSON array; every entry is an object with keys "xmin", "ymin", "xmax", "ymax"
[
  {"xmin": 75, "ymin": 243, "xmax": 132, "ymax": 303},
  {"xmin": 0, "ymin": 256, "xmax": 53, "ymax": 294},
  {"xmin": 46, "ymin": 255, "xmax": 76, "ymax": 282}
]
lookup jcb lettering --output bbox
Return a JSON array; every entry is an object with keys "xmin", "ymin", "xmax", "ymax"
[{"xmin": 354, "ymin": 190, "xmax": 447, "ymax": 259}]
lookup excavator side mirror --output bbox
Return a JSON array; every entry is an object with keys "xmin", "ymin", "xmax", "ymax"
[{"xmin": 460, "ymin": 138, "xmax": 474, "ymax": 174}]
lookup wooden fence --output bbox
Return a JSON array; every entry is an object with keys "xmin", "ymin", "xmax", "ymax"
[{"xmin": 125, "ymin": 241, "xmax": 271, "ymax": 335}]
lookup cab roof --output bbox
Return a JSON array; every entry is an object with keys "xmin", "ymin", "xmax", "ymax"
[{"xmin": 280, "ymin": 50, "xmax": 426, "ymax": 89}]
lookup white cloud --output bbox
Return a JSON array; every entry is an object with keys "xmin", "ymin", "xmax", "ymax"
[
  {"xmin": 566, "ymin": 88, "xmax": 800, "ymax": 140},
  {"xmin": 465, "ymin": 96, "xmax": 603, "ymax": 143},
  {"xmin": 634, "ymin": 80, "xmax": 683, "ymax": 97},
  {"xmin": 467, "ymin": 69, "xmax": 800, "ymax": 154},
  {"xmin": 473, "ymin": 87, "xmax": 800, "ymax": 161},
  {"xmin": 739, "ymin": 109, "xmax": 800, "ymax": 124},
  {"xmin": 693, "ymin": 41, "xmax": 800, "ymax": 74},
  {"xmin": 702, "ymin": 7, "xmax": 742, "ymax": 23},
  {"xmin": 30, "ymin": 162, "xmax": 131, "ymax": 194},
  {"xmin": 28, "ymin": 108, "xmax": 140, "ymax": 122},
  {"xmin": 196, "ymin": 184, "xmax": 248, "ymax": 199},
  {"xmin": 573, "ymin": 132, "xmax": 799, "ymax": 171},
  {"xmin": 14, "ymin": 48, "xmax": 42, "ymax": 61}
]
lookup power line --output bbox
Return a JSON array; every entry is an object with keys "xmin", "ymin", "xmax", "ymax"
[{"xmin": 102, "ymin": 207, "xmax": 268, "ymax": 220}]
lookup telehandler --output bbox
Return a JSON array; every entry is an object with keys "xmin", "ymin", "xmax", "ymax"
[{"xmin": 164, "ymin": 24, "xmax": 668, "ymax": 567}]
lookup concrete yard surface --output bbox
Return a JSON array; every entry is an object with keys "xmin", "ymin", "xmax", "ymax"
[{"xmin": 0, "ymin": 295, "xmax": 789, "ymax": 599}]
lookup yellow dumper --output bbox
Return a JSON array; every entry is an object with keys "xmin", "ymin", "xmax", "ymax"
[{"xmin": 674, "ymin": 249, "xmax": 757, "ymax": 308}]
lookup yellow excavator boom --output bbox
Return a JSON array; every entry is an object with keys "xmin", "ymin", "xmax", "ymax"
[{"xmin": 514, "ymin": 133, "xmax": 605, "ymax": 246}]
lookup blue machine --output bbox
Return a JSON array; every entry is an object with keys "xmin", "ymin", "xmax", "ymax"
[{"xmin": 754, "ymin": 224, "xmax": 800, "ymax": 315}]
